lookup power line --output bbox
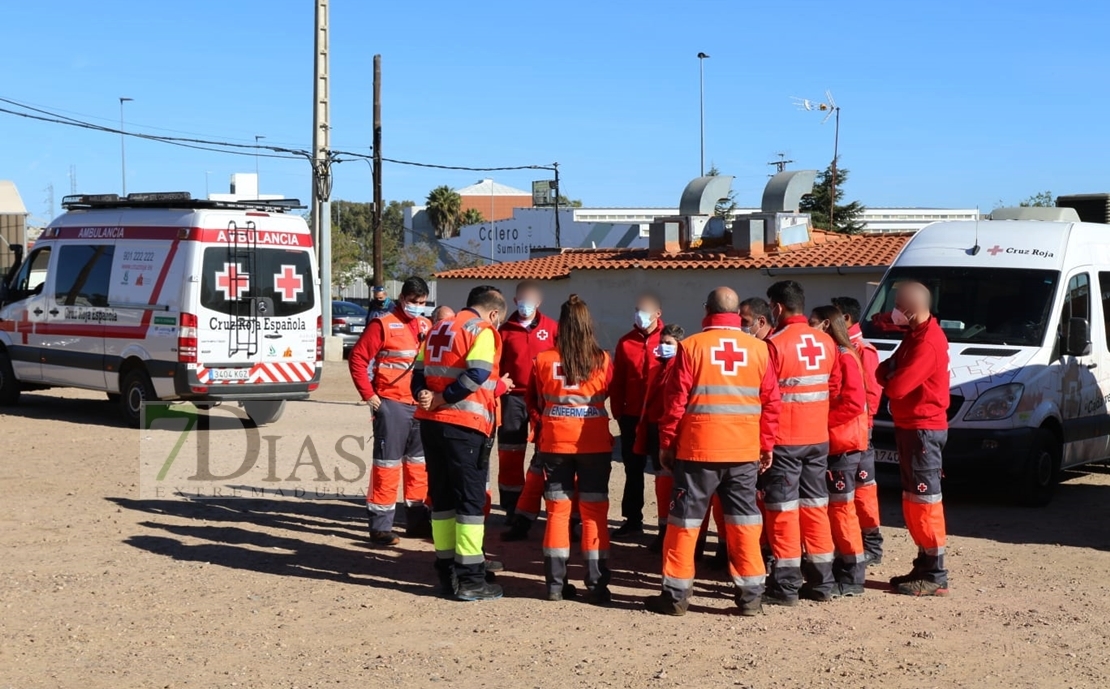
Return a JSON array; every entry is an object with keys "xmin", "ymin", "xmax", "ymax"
[{"xmin": 334, "ymin": 149, "xmax": 555, "ymax": 173}]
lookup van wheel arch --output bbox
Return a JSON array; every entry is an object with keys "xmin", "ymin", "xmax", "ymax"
[
  {"xmin": 118, "ymin": 359, "xmax": 155, "ymax": 428},
  {"xmin": 1017, "ymin": 424, "xmax": 1062, "ymax": 508},
  {"xmin": 0, "ymin": 345, "xmax": 20, "ymax": 406}
]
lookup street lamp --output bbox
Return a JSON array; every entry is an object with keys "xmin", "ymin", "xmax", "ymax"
[
  {"xmin": 119, "ymin": 97, "xmax": 133, "ymax": 195},
  {"xmin": 254, "ymin": 135, "xmax": 266, "ymax": 193},
  {"xmin": 205, "ymin": 171, "xmax": 212, "ymax": 199},
  {"xmin": 697, "ymin": 52, "xmax": 710, "ymax": 177},
  {"xmin": 793, "ymin": 91, "xmax": 840, "ymax": 229}
]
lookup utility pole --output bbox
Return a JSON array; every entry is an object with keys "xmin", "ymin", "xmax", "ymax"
[
  {"xmin": 767, "ymin": 153, "xmax": 793, "ymax": 174},
  {"xmin": 697, "ymin": 53, "xmax": 710, "ymax": 177},
  {"xmin": 553, "ymin": 164, "xmax": 561, "ymax": 248},
  {"xmin": 119, "ymin": 97, "xmax": 133, "ymax": 195},
  {"xmin": 44, "ymin": 184, "xmax": 54, "ymax": 221},
  {"xmin": 254, "ymin": 135, "xmax": 265, "ymax": 191},
  {"xmin": 372, "ymin": 54, "xmax": 384, "ymax": 286},
  {"xmin": 312, "ymin": 0, "xmax": 333, "ymax": 340}
]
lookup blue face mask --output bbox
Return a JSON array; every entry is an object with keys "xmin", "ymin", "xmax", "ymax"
[
  {"xmin": 658, "ymin": 343, "xmax": 677, "ymax": 359},
  {"xmin": 517, "ymin": 302, "xmax": 537, "ymax": 319},
  {"xmin": 403, "ymin": 303, "xmax": 424, "ymax": 318}
]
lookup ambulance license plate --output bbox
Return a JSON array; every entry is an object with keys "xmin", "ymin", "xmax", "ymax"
[
  {"xmin": 351, "ymin": 325, "xmax": 363, "ymax": 333},
  {"xmin": 210, "ymin": 368, "xmax": 251, "ymax": 381},
  {"xmin": 874, "ymin": 449, "xmax": 900, "ymax": 465}
]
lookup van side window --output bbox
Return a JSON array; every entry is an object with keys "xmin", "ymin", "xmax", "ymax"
[
  {"xmin": 11, "ymin": 246, "xmax": 52, "ymax": 295},
  {"xmin": 1099, "ymin": 272, "xmax": 1110, "ymax": 350},
  {"xmin": 1060, "ymin": 273, "xmax": 1091, "ymax": 334},
  {"xmin": 55, "ymin": 245, "xmax": 114, "ymax": 307}
]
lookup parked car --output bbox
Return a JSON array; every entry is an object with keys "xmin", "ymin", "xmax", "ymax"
[{"xmin": 332, "ymin": 301, "xmax": 368, "ymax": 352}]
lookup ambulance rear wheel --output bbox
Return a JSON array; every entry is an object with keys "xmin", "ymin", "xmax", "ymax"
[
  {"xmin": 0, "ymin": 350, "xmax": 19, "ymax": 406},
  {"xmin": 120, "ymin": 369, "xmax": 156, "ymax": 429},
  {"xmin": 243, "ymin": 400, "xmax": 286, "ymax": 426}
]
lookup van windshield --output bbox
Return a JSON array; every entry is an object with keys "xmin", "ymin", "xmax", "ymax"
[
  {"xmin": 201, "ymin": 247, "xmax": 315, "ymax": 318},
  {"xmin": 862, "ymin": 266, "xmax": 1059, "ymax": 346}
]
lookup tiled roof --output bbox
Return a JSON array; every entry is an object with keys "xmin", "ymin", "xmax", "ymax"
[{"xmin": 436, "ymin": 230, "xmax": 912, "ymax": 280}]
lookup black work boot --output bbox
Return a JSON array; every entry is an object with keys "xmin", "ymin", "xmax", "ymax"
[
  {"xmin": 405, "ymin": 503, "xmax": 432, "ymax": 539},
  {"xmin": 500, "ymin": 516, "xmax": 533, "ymax": 542},
  {"xmin": 434, "ymin": 561, "xmax": 458, "ymax": 599},
  {"xmin": 644, "ymin": 593, "xmax": 687, "ymax": 616},
  {"xmin": 546, "ymin": 583, "xmax": 578, "ymax": 602},
  {"xmin": 456, "ymin": 581, "xmax": 503, "ymax": 602}
]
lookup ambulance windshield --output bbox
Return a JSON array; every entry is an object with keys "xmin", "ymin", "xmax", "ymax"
[
  {"xmin": 861, "ymin": 266, "xmax": 1059, "ymax": 347},
  {"xmin": 200, "ymin": 248, "xmax": 315, "ymax": 318}
]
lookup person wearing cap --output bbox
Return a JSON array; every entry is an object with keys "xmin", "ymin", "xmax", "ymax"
[{"xmin": 368, "ymin": 286, "xmax": 394, "ymax": 321}]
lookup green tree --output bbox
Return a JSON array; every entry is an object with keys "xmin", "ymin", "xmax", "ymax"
[
  {"xmin": 1019, "ymin": 191, "xmax": 1055, "ymax": 208},
  {"xmin": 459, "ymin": 208, "xmax": 485, "ymax": 226},
  {"xmin": 799, "ymin": 161, "xmax": 866, "ymax": 234},
  {"xmin": 330, "ymin": 223, "xmax": 364, "ymax": 290},
  {"xmin": 396, "ymin": 243, "xmax": 439, "ymax": 279},
  {"xmin": 706, "ymin": 164, "xmax": 738, "ymax": 226},
  {"xmin": 426, "ymin": 185, "xmax": 463, "ymax": 239}
]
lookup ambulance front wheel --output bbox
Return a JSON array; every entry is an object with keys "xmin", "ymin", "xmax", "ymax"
[
  {"xmin": 0, "ymin": 350, "xmax": 19, "ymax": 406},
  {"xmin": 243, "ymin": 400, "xmax": 286, "ymax": 426},
  {"xmin": 120, "ymin": 369, "xmax": 155, "ymax": 429}
]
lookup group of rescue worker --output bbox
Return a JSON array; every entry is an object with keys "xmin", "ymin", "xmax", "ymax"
[{"xmin": 348, "ymin": 275, "xmax": 951, "ymax": 614}]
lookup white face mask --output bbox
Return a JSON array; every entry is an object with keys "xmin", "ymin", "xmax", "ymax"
[
  {"xmin": 517, "ymin": 302, "xmax": 536, "ymax": 319},
  {"xmin": 657, "ymin": 343, "xmax": 677, "ymax": 359},
  {"xmin": 403, "ymin": 303, "xmax": 424, "ymax": 318},
  {"xmin": 635, "ymin": 310, "xmax": 654, "ymax": 330},
  {"xmin": 891, "ymin": 308, "xmax": 910, "ymax": 326}
]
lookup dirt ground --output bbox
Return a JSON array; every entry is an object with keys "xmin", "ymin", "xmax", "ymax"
[{"xmin": 2, "ymin": 363, "xmax": 1110, "ymax": 689}]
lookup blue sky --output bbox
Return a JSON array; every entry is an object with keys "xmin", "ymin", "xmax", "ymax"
[{"xmin": 3, "ymin": 0, "xmax": 1108, "ymax": 223}]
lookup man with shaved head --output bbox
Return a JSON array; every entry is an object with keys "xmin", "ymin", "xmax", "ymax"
[
  {"xmin": 431, "ymin": 305, "xmax": 455, "ymax": 324},
  {"xmin": 877, "ymin": 281, "xmax": 951, "ymax": 597},
  {"xmin": 644, "ymin": 287, "xmax": 781, "ymax": 616}
]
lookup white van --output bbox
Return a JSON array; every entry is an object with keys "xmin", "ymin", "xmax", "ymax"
[
  {"xmin": 0, "ymin": 192, "xmax": 322, "ymax": 427},
  {"xmin": 861, "ymin": 206, "xmax": 1110, "ymax": 505}
]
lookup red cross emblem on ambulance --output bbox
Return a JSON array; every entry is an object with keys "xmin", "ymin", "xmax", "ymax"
[
  {"xmin": 215, "ymin": 263, "xmax": 250, "ymax": 301},
  {"xmin": 274, "ymin": 265, "xmax": 304, "ymax": 302}
]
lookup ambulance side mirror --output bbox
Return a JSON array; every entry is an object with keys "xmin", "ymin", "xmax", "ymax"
[{"xmin": 1064, "ymin": 317, "xmax": 1092, "ymax": 357}]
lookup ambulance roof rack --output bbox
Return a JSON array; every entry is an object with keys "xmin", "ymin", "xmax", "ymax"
[{"xmin": 61, "ymin": 192, "xmax": 305, "ymax": 213}]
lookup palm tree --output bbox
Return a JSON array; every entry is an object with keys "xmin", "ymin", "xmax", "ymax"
[
  {"xmin": 426, "ymin": 185, "xmax": 463, "ymax": 239},
  {"xmin": 459, "ymin": 208, "xmax": 485, "ymax": 227}
]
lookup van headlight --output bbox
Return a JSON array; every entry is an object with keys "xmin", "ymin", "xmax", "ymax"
[{"xmin": 963, "ymin": 383, "xmax": 1024, "ymax": 421}]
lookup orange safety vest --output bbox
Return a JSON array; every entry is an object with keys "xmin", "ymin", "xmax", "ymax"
[
  {"xmin": 675, "ymin": 328, "xmax": 769, "ymax": 463},
  {"xmin": 829, "ymin": 345, "xmax": 870, "ymax": 455},
  {"xmin": 534, "ymin": 350, "xmax": 613, "ymax": 454},
  {"xmin": 373, "ymin": 311, "xmax": 430, "ymax": 404},
  {"xmin": 769, "ymin": 321, "xmax": 836, "ymax": 446},
  {"xmin": 415, "ymin": 315, "xmax": 501, "ymax": 436}
]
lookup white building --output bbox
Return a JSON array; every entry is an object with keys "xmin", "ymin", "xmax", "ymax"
[
  {"xmin": 208, "ymin": 173, "xmax": 283, "ymax": 203},
  {"xmin": 405, "ymin": 204, "xmax": 979, "ymax": 266}
]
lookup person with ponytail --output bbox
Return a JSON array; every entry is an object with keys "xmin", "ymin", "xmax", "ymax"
[
  {"xmin": 810, "ymin": 305, "xmax": 869, "ymax": 597},
  {"xmin": 526, "ymin": 295, "xmax": 615, "ymax": 604}
]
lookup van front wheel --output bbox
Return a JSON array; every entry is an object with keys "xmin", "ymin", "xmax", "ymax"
[
  {"xmin": 1018, "ymin": 430, "xmax": 1060, "ymax": 507},
  {"xmin": 0, "ymin": 350, "xmax": 20, "ymax": 405},
  {"xmin": 243, "ymin": 400, "xmax": 286, "ymax": 426},
  {"xmin": 120, "ymin": 369, "xmax": 156, "ymax": 429}
]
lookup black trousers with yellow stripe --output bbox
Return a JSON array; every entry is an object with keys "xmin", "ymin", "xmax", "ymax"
[{"xmin": 422, "ymin": 419, "xmax": 489, "ymax": 590}]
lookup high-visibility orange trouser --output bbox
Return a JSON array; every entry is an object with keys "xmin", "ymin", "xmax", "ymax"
[
  {"xmin": 855, "ymin": 440, "xmax": 884, "ymax": 560},
  {"xmin": 827, "ymin": 451, "xmax": 866, "ymax": 586},
  {"xmin": 763, "ymin": 443, "xmax": 836, "ymax": 599},
  {"xmin": 368, "ymin": 399, "xmax": 428, "ymax": 533},
  {"xmin": 660, "ymin": 460, "xmax": 765, "ymax": 609},
  {"xmin": 515, "ymin": 454, "xmax": 547, "ymax": 521},
  {"xmin": 895, "ymin": 428, "xmax": 948, "ymax": 585},
  {"xmin": 496, "ymin": 395, "xmax": 529, "ymax": 514},
  {"xmin": 541, "ymin": 451, "xmax": 611, "ymax": 594}
]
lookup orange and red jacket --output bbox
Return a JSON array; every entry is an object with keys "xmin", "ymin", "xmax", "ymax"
[
  {"xmin": 828, "ymin": 345, "xmax": 870, "ymax": 455},
  {"xmin": 348, "ymin": 306, "xmax": 431, "ymax": 404},
  {"xmin": 499, "ymin": 310, "xmax": 558, "ymax": 397},
  {"xmin": 633, "ymin": 354, "xmax": 676, "ymax": 456},
  {"xmin": 658, "ymin": 314, "xmax": 781, "ymax": 462},
  {"xmin": 767, "ymin": 315, "xmax": 841, "ymax": 447},
  {"xmin": 848, "ymin": 323, "xmax": 881, "ymax": 427},
  {"xmin": 414, "ymin": 313, "xmax": 502, "ymax": 436},
  {"xmin": 610, "ymin": 321, "xmax": 665, "ymax": 418},
  {"xmin": 527, "ymin": 349, "xmax": 614, "ymax": 455},
  {"xmin": 876, "ymin": 316, "xmax": 950, "ymax": 430}
]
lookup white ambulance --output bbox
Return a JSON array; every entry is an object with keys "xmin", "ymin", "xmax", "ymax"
[
  {"xmin": 862, "ymin": 205, "xmax": 1110, "ymax": 505},
  {"xmin": 0, "ymin": 192, "xmax": 322, "ymax": 427}
]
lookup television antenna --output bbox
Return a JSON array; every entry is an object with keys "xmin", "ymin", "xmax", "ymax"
[{"xmin": 792, "ymin": 91, "xmax": 841, "ymax": 228}]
